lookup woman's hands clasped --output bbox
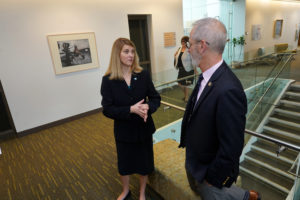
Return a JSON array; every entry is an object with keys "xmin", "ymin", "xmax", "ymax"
[{"xmin": 130, "ymin": 99, "xmax": 149, "ymax": 122}]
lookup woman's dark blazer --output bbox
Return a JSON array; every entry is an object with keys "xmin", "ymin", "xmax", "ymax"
[{"xmin": 101, "ymin": 70, "xmax": 161, "ymax": 143}]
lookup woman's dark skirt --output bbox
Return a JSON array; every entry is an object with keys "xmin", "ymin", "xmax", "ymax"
[
  {"xmin": 115, "ymin": 138, "xmax": 154, "ymax": 176},
  {"xmin": 178, "ymin": 68, "xmax": 194, "ymax": 86}
]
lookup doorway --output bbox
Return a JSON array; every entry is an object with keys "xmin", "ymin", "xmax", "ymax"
[
  {"xmin": 298, "ymin": 31, "xmax": 300, "ymax": 46},
  {"xmin": 0, "ymin": 81, "xmax": 15, "ymax": 137},
  {"xmin": 128, "ymin": 15, "xmax": 151, "ymax": 73}
]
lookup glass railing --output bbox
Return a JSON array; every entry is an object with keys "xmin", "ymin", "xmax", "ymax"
[
  {"xmin": 153, "ymin": 48, "xmax": 296, "ymax": 128},
  {"xmin": 151, "ymin": 49, "xmax": 299, "ymax": 199},
  {"xmin": 152, "ymin": 49, "xmax": 296, "ymax": 130},
  {"xmin": 243, "ymin": 54, "xmax": 295, "ymax": 132},
  {"xmin": 292, "ymin": 154, "xmax": 300, "ymax": 200}
]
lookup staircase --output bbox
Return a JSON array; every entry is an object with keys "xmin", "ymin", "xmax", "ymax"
[{"xmin": 240, "ymin": 83, "xmax": 300, "ymax": 200}]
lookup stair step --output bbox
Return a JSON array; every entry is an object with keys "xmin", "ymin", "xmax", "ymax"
[
  {"xmin": 264, "ymin": 126, "xmax": 300, "ymax": 141},
  {"xmin": 239, "ymin": 166, "xmax": 290, "ymax": 194},
  {"xmin": 244, "ymin": 154, "xmax": 294, "ymax": 181},
  {"xmin": 274, "ymin": 108, "xmax": 300, "ymax": 119},
  {"xmin": 251, "ymin": 144, "xmax": 294, "ymax": 165},
  {"xmin": 277, "ymin": 103, "xmax": 300, "ymax": 113},
  {"xmin": 239, "ymin": 170, "xmax": 287, "ymax": 200},
  {"xmin": 285, "ymin": 91, "xmax": 300, "ymax": 98},
  {"xmin": 266, "ymin": 122, "xmax": 300, "ymax": 135},
  {"xmin": 271, "ymin": 114, "xmax": 300, "ymax": 126},
  {"xmin": 246, "ymin": 151, "xmax": 291, "ymax": 173},
  {"xmin": 268, "ymin": 117, "xmax": 300, "ymax": 131},
  {"xmin": 280, "ymin": 99, "xmax": 300, "ymax": 107},
  {"xmin": 283, "ymin": 93, "xmax": 300, "ymax": 103},
  {"xmin": 242, "ymin": 154, "xmax": 294, "ymax": 184},
  {"xmin": 253, "ymin": 139, "xmax": 298, "ymax": 160},
  {"xmin": 262, "ymin": 130, "xmax": 300, "ymax": 147},
  {"xmin": 290, "ymin": 84, "xmax": 300, "ymax": 92}
]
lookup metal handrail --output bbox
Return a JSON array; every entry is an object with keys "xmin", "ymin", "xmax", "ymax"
[
  {"xmin": 238, "ymin": 50, "xmax": 296, "ymax": 65},
  {"xmin": 154, "ymin": 73, "xmax": 197, "ymax": 88},
  {"xmin": 244, "ymin": 129, "xmax": 300, "ymax": 152},
  {"xmin": 160, "ymin": 101, "xmax": 300, "ymax": 153},
  {"xmin": 161, "ymin": 101, "xmax": 185, "ymax": 111}
]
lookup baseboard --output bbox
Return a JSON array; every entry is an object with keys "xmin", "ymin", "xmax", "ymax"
[
  {"xmin": 0, "ymin": 129, "xmax": 16, "ymax": 140},
  {"xmin": 18, "ymin": 107, "xmax": 103, "ymax": 137}
]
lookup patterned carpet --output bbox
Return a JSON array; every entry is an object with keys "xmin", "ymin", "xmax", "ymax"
[{"xmin": 0, "ymin": 112, "xmax": 165, "ymax": 200}]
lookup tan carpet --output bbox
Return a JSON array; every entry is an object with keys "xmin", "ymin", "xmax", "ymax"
[{"xmin": 0, "ymin": 113, "xmax": 163, "ymax": 200}]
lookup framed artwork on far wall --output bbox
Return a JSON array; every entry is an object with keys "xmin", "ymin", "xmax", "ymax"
[
  {"xmin": 47, "ymin": 32, "xmax": 99, "ymax": 75},
  {"xmin": 274, "ymin": 19, "xmax": 283, "ymax": 38},
  {"xmin": 252, "ymin": 24, "xmax": 262, "ymax": 41}
]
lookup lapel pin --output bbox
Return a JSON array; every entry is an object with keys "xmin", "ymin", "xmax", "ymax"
[
  {"xmin": 208, "ymin": 82, "xmax": 212, "ymax": 87},
  {"xmin": 134, "ymin": 77, "xmax": 137, "ymax": 80}
]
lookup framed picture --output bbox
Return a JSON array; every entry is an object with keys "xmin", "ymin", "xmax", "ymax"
[
  {"xmin": 252, "ymin": 24, "xmax": 261, "ymax": 41},
  {"xmin": 274, "ymin": 19, "xmax": 283, "ymax": 38},
  {"xmin": 47, "ymin": 32, "xmax": 99, "ymax": 75}
]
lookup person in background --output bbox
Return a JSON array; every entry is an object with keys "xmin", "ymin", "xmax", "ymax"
[
  {"xmin": 174, "ymin": 36, "xmax": 197, "ymax": 102},
  {"xmin": 101, "ymin": 38, "xmax": 161, "ymax": 200},
  {"xmin": 179, "ymin": 18, "xmax": 261, "ymax": 200}
]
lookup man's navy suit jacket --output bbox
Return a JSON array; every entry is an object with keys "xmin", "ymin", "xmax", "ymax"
[{"xmin": 179, "ymin": 61, "xmax": 247, "ymax": 188}]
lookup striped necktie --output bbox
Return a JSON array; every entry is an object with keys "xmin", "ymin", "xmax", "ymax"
[
  {"xmin": 191, "ymin": 74, "xmax": 203, "ymax": 110},
  {"xmin": 187, "ymin": 74, "xmax": 203, "ymax": 122}
]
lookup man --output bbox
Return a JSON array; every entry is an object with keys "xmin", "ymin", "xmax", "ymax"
[{"xmin": 179, "ymin": 18, "xmax": 261, "ymax": 200}]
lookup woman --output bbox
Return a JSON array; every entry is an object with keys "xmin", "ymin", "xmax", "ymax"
[
  {"xmin": 174, "ymin": 36, "xmax": 197, "ymax": 102},
  {"xmin": 101, "ymin": 38, "xmax": 161, "ymax": 200}
]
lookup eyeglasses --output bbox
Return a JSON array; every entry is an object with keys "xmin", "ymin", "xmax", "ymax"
[{"xmin": 186, "ymin": 40, "xmax": 210, "ymax": 49}]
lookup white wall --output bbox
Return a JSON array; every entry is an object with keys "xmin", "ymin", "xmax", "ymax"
[
  {"xmin": 0, "ymin": 0, "xmax": 183, "ymax": 132},
  {"xmin": 231, "ymin": 0, "xmax": 246, "ymax": 62},
  {"xmin": 181, "ymin": 0, "xmax": 246, "ymax": 63},
  {"xmin": 245, "ymin": 0, "xmax": 300, "ymax": 52}
]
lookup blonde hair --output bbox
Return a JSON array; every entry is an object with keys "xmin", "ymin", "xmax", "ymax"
[{"xmin": 105, "ymin": 38, "xmax": 143, "ymax": 80}]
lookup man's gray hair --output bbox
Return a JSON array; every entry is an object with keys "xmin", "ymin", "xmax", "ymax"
[{"xmin": 192, "ymin": 17, "xmax": 227, "ymax": 54}]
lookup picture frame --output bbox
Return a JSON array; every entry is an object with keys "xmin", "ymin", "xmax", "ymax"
[
  {"xmin": 47, "ymin": 32, "xmax": 99, "ymax": 75},
  {"xmin": 274, "ymin": 19, "xmax": 283, "ymax": 38},
  {"xmin": 252, "ymin": 24, "xmax": 261, "ymax": 41}
]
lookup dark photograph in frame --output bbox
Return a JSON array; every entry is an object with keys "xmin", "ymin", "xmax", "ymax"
[{"xmin": 48, "ymin": 32, "xmax": 99, "ymax": 75}]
